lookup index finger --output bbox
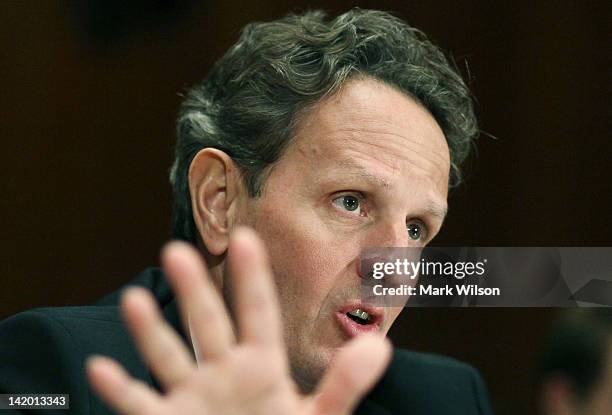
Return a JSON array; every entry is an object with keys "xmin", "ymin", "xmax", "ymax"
[
  {"xmin": 227, "ymin": 227, "xmax": 284, "ymax": 348},
  {"xmin": 162, "ymin": 241, "xmax": 236, "ymax": 360}
]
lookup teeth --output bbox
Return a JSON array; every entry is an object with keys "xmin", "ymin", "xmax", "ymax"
[{"xmin": 347, "ymin": 309, "xmax": 370, "ymax": 321}]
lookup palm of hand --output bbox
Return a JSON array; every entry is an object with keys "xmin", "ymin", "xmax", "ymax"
[{"xmin": 86, "ymin": 228, "xmax": 390, "ymax": 415}]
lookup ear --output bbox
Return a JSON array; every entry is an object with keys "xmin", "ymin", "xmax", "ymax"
[{"xmin": 188, "ymin": 148, "xmax": 244, "ymax": 256}]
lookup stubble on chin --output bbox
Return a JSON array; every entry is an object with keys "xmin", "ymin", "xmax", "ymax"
[{"xmin": 286, "ymin": 327, "xmax": 340, "ymax": 394}]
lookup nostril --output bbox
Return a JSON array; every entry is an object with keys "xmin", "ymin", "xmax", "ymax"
[{"xmin": 357, "ymin": 255, "xmax": 382, "ymax": 281}]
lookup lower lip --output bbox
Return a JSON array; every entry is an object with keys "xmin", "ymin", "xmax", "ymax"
[{"xmin": 334, "ymin": 312, "xmax": 380, "ymax": 338}]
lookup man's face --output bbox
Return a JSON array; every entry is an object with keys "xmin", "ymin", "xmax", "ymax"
[{"xmin": 242, "ymin": 78, "xmax": 450, "ymax": 389}]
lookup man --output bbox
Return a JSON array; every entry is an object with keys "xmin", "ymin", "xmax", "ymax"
[
  {"xmin": 539, "ymin": 309, "xmax": 612, "ymax": 415},
  {"xmin": 0, "ymin": 9, "xmax": 492, "ymax": 414}
]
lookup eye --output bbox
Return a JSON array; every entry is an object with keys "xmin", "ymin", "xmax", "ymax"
[
  {"xmin": 332, "ymin": 194, "xmax": 364, "ymax": 216},
  {"xmin": 406, "ymin": 220, "xmax": 427, "ymax": 241}
]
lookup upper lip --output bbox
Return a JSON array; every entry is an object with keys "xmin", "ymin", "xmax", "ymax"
[{"xmin": 337, "ymin": 302, "xmax": 384, "ymax": 325}]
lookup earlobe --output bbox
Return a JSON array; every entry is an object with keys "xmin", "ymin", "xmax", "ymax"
[{"xmin": 188, "ymin": 148, "xmax": 242, "ymax": 256}]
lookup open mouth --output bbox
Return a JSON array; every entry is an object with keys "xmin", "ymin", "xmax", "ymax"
[
  {"xmin": 335, "ymin": 304, "xmax": 382, "ymax": 338},
  {"xmin": 346, "ymin": 308, "xmax": 372, "ymax": 325}
]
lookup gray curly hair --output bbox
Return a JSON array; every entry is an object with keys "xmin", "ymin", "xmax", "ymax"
[{"xmin": 170, "ymin": 8, "xmax": 477, "ymax": 243}]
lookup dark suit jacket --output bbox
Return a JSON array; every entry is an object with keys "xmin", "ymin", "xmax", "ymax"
[{"xmin": 0, "ymin": 268, "xmax": 494, "ymax": 415}]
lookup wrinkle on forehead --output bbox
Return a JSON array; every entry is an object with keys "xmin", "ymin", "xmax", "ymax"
[
  {"xmin": 336, "ymin": 133, "xmax": 449, "ymax": 186},
  {"xmin": 294, "ymin": 129, "xmax": 450, "ymax": 191},
  {"xmin": 291, "ymin": 78, "xmax": 451, "ymax": 189},
  {"xmin": 336, "ymin": 127, "xmax": 450, "ymax": 174}
]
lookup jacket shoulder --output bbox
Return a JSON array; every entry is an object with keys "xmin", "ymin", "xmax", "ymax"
[
  {"xmin": 0, "ymin": 306, "xmax": 149, "ymax": 414},
  {"xmin": 393, "ymin": 348, "xmax": 481, "ymax": 378},
  {"xmin": 365, "ymin": 349, "xmax": 493, "ymax": 415}
]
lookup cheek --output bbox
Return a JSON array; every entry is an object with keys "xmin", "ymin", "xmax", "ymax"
[{"xmin": 251, "ymin": 197, "xmax": 356, "ymax": 313}]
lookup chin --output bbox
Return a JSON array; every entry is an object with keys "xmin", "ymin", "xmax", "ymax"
[{"xmin": 289, "ymin": 344, "xmax": 337, "ymax": 393}]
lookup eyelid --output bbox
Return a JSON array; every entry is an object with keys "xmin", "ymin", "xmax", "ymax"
[
  {"xmin": 406, "ymin": 218, "xmax": 429, "ymax": 241},
  {"xmin": 331, "ymin": 192, "xmax": 368, "ymax": 215},
  {"xmin": 332, "ymin": 191, "xmax": 367, "ymax": 203}
]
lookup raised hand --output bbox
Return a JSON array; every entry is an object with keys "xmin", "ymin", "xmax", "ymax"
[{"xmin": 86, "ymin": 227, "xmax": 391, "ymax": 415}]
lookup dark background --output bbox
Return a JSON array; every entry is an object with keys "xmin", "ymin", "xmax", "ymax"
[{"xmin": 1, "ymin": 1, "xmax": 609, "ymax": 414}]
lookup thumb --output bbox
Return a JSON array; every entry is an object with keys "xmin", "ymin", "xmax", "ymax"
[{"xmin": 312, "ymin": 334, "xmax": 392, "ymax": 415}]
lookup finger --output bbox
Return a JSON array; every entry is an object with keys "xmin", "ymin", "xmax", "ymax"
[
  {"xmin": 86, "ymin": 355, "xmax": 165, "ymax": 415},
  {"xmin": 228, "ymin": 227, "xmax": 283, "ymax": 347},
  {"xmin": 162, "ymin": 241, "xmax": 235, "ymax": 360},
  {"xmin": 121, "ymin": 287, "xmax": 195, "ymax": 390},
  {"xmin": 313, "ymin": 334, "xmax": 392, "ymax": 415}
]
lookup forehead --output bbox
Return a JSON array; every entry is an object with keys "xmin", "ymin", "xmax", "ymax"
[{"xmin": 287, "ymin": 77, "xmax": 451, "ymax": 189}]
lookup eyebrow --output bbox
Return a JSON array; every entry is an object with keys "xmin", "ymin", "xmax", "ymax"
[
  {"xmin": 336, "ymin": 159, "xmax": 448, "ymax": 222},
  {"xmin": 336, "ymin": 159, "xmax": 391, "ymax": 188},
  {"xmin": 425, "ymin": 203, "xmax": 448, "ymax": 222}
]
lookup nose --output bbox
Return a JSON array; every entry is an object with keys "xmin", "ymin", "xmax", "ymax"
[
  {"xmin": 355, "ymin": 218, "xmax": 423, "ymax": 283},
  {"xmin": 356, "ymin": 219, "xmax": 414, "ymax": 280},
  {"xmin": 366, "ymin": 219, "xmax": 413, "ymax": 249},
  {"xmin": 358, "ymin": 221, "xmax": 421, "ymax": 305}
]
